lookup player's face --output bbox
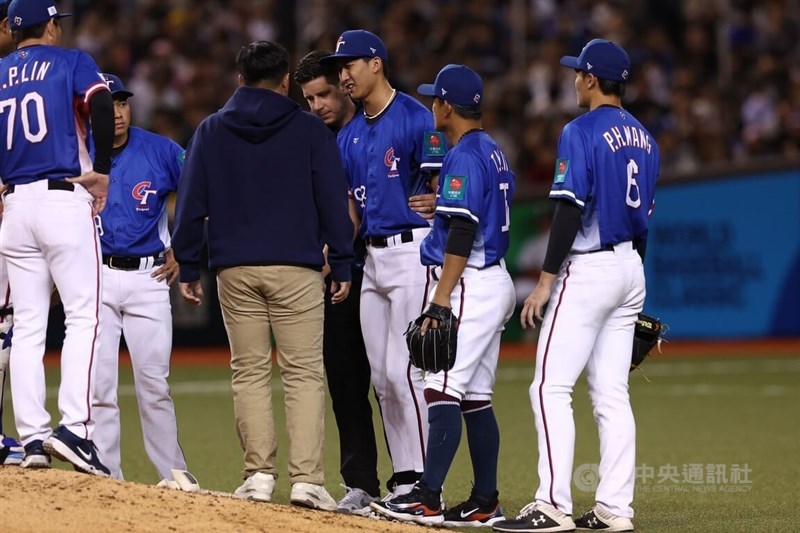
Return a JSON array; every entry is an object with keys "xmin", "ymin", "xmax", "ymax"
[
  {"xmin": 339, "ymin": 58, "xmax": 374, "ymax": 101},
  {"xmin": 301, "ymin": 76, "xmax": 347, "ymax": 127},
  {"xmin": 575, "ymin": 70, "xmax": 590, "ymax": 108},
  {"xmin": 113, "ymin": 98, "xmax": 131, "ymax": 137},
  {"xmin": 0, "ymin": 18, "xmax": 13, "ymax": 57}
]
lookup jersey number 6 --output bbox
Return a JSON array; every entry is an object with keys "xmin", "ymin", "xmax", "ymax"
[{"xmin": 625, "ymin": 159, "xmax": 641, "ymax": 209}]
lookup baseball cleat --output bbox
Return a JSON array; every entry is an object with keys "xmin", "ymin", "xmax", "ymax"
[
  {"xmin": 43, "ymin": 425, "xmax": 110, "ymax": 477},
  {"xmin": 1, "ymin": 435, "xmax": 25, "ymax": 466},
  {"xmin": 337, "ymin": 486, "xmax": 377, "ymax": 515},
  {"xmin": 442, "ymin": 489, "xmax": 506, "ymax": 528},
  {"xmin": 290, "ymin": 482, "xmax": 338, "ymax": 511},
  {"xmin": 492, "ymin": 501, "xmax": 575, "ymax": 532},
  {"xmin": 20, "ymin": 439, "xmax": 51, "ymax": 469},
  {"xmin": 575, "ymin": 506, "xmax": 633, "ymax": 531},
  {"xmin": 234, "ymin": 472, "xmax": 275, "ymax": 502},
  {"xmin": 370, "ymin": 481, "xmax": 444, "ymax": 525}
]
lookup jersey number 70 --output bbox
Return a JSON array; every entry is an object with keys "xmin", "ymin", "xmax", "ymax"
[{"xmin": 0, "ymin": 92, "xmax": 48, "ymax": 150}]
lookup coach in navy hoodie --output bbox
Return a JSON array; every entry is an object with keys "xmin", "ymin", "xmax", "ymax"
[{"xmin": 172, "ymin": 41, "xmax": 353, "ymax": 510}]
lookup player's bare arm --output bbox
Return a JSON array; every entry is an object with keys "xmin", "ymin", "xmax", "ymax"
[
  {"xmin": 179, "ymin": 280, "xmax": 204, "ymax": 305},
  {"xmin": 348, "ymin": 197, "xmax": 361, "ymax": 240},
  {"xmin": 151, "ymin": 248, "xmax": 179, "ymax": 286},
  {"xmin": 521, "ymin": 272, "xmax": 556, "ymax": 329}
]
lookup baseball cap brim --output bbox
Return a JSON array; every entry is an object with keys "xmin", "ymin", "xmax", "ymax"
[
  {"xmin": 559, "ymin": 55, "xmax": 581, "ymax": 69},
  {"xmin": 416, "ymin": 83, "xmax": 436, "ymax": 97},
  {"xmin": 319, "ymin": 53, "xmax": 368, "ymax": 66},
  {"xmin": 111, "ymin": 90, "xmax": 134, "ymax": 99}
]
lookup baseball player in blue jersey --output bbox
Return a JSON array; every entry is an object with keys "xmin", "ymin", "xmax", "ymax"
[
  {"xmin": 90, "ymin": 74, "xmax": 193, "ymax": 487},
  {"xmin": 321, "ymin": 30, "xmax": 443, "ymax": 497},
  {"xmin": 0, "ymin": 0, "xmax": 25, "ymax": 468},
  {"xmin": 494, "ymin": 40, "xmax": 659, "ymax": 533},
  {"xmin": 371, "ymin": 65, "xmax": 516, "ymax": 528},
  {"xmin": 0, "ymin": 0, "xmax": 115, "ymax": 476}
]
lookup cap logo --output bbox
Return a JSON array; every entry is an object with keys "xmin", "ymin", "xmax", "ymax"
[
  {"xmin": 369, "ymin": 47, "xmax": 376, "ymax": 54},
  {"xmin": 473, "ymin": 94, "xmax": 481, "ymax": 104},
  {"xmin": 47, "ymin": 6, "xmax": 58, "ymax": 16},
  {"xmin": 335, "ymin": 37, "xmax": 346, "ymax": 53},
  {"xmin": 622, "ymin": 69, "xmax": 629, "ymax": 80},
  {"xmin": 13, "ymin": 16, "xmax": 21, "ymax": 26},
  {"xmin": 441, "ymin": 88, "xmax": 447, "ymax": 96},
  {"xmin": 586, "ymin": 62, "xmax": 593, "ymax": 70}
]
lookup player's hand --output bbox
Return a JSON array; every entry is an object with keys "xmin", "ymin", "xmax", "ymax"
[
  {"xmin": 521, "ymin": 273, "xmax": 556, "ymax": 329},
  {"xmin": 421, "ymin": 294, "xmax": 450, "ymax": 334},
  {"xmin": 0, "ymin": 184, "xmax": 8, "ymax": 218},
  {"xmin": 152, "ymin": 249, "xmax": 179, "ymax": 286},
  {"xmin": 409, "ymin": 192, "xmax": 436, "ymax": 220},
  {"xmin": 330, "ymin": 280, "xmax": 351, "ymax": 304},
  {"xmin": 180, "ymin": 280, "xmax": 204, "ymax": 305},
  {"xmin": 66, "ymin": 171, "xmax": 110, "ymax": 216}
]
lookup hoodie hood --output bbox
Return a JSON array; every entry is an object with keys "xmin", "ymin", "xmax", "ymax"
[{"xmin": 219, "ymin": 86, "xmax": 300, "ymax": 143}]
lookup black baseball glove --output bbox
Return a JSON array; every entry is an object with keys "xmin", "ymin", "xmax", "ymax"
[
  {"xmin": 631, "ymin": 312, "xmax": 665, "ymax": 371},
  {"xmin": 405, "ymin": 302, "xmax": 458, "ymax": 373}
]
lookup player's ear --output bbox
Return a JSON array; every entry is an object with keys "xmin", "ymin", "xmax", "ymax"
[{"xmin": 236, "ymin": 73, "xmax": 245, "ymax": 87}]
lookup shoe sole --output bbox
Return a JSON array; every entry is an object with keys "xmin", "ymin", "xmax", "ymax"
[
  {"xmin": 577, "ymin": 527, "xmax": 633, "ymax": 532},
  {"xmin": 370, "ymin": 503, "xmax": 444, "ymax": 525},
  {"xmin": 43, "ymin": 439, "xmax": 109, "ymax": 478},
  {"xmin": 20, "ymin": 456, "xmax": 51, "ymax": 469},
  {"xmin": 337, "ymin": 506, "xmax": 373, "ymax": 517},
  {"xmin": 234, "ymin": 492, "xmax": 272, "ymax": 503},
  {"xmin": 290, "ymin": 497, "xmax": 337, "ymax": 512},
  {"xmin": 493, "ymin": 525, "xmax": 575, "ymax": 533},
  {"xmin": 441, "ymin": 515, "xmax": 506, "ymax": 528}
]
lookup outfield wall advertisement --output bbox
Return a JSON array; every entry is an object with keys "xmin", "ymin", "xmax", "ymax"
[{"xmin": 643, "ymin": 170, "xmax": 800, "ymax": 339}]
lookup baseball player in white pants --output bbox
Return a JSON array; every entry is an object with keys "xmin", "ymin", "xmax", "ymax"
[{"xmin": 91, "ymin": 75, "xmax": 190, "ymax": 484}]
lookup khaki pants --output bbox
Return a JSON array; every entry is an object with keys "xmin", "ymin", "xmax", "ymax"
[{"xmin": 217, "ymin": 265, "xmax": 325, "ymax": 484}]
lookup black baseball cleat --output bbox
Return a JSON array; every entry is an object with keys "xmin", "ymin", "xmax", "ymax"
[
  {"xmin": 370, "ymin": 481, "xmax": 444, "ymax": 525},
  {"xmin": 492, "ymin": 501, "xmax": 576, "ymax": 532},
  {"xmin": 43, "ymin": 425, "xmax": 110, "ymax": 477},
  {"xmin": 442, "ymin": 489, "xmax": 506, "ymax": 528},
  {"xmin": 575, "ymin": 506, "xmax": 634, "ymax": 531},
  {"xmin": 20, "ymin": 439, "xmax": 51, "ymax": 469}
]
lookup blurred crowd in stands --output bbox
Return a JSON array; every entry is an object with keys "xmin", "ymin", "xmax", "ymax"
[{"xmin": 70, "ymin": 0, "xmax": 800, "ymax": 190}]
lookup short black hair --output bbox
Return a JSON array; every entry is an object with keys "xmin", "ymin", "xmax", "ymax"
[
  {"xmin": 451, "ymin": 102, "xmax": 482, "ymax": 120},
  {"xmin": 236, "ymin": 41, "xmax": 289, "ymax": 87},
  {"xmin": 12, "ymin": 18, "xmax": 53, "ymax": 46},
  {"xmin": 294, "ymin": 49, "xmax": 338, "ymax": 87},
  {"xmin": 598, "ymin": 78, "xmax": 625, "ymax": 97}
]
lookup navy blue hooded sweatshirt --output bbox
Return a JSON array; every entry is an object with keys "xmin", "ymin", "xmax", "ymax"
[{"xmin": 172, "ymin": 86, "xmax": 354, "ymax": 282}]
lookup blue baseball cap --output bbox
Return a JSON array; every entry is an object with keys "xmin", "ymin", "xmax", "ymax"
[
  {"xmin": 560, "ymin": 39, "xmax": 630, "ymax": 83},
  {"xmin": 102, "ymin": 73, "xmax": 134, "ymax": 99},
  {"xmin": 8, "ymin": 0, "xmax": 71, "ymax": 30},
  {"xmin": 417, "ymin": 64, "xmax": 483, "ymax": 107},
  {"xmin": 319, "ymin": 29, "xmax": 387, "ymax": 65}
]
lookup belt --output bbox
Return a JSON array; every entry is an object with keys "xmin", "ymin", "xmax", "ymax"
[
  {"xmin": 5, "ymin": 180, "xmax": 75, "ymax": 194},
  {"xmin": 573, "ymin": 242, "xmax": 634, "ymax": 255},
  {"xmin": 365, "ymin": 230, "xmax": 415, "ymax": 248},
  {"xmin": 102, "ymin": 254, "xmax": 166, "ymax": 271}
]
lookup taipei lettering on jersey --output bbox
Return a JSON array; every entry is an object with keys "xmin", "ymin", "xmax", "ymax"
[
  {"xmin": 337, "ymin": 92, "xmax": 443, "ymax": 237},
  {"xmin": 95, "ymin": 127, "xmax": 184, "ymax": 257},
  {"xmin": 0, "ymin": 46, "xmax": 108, "ymax": 184},
  {"xmin": 550, "ymin": 105, "xmax": 659, "ymax": 252},
  {"xmin": 420, "ymin": 131, "xmax": 515, "ymax": 268}
]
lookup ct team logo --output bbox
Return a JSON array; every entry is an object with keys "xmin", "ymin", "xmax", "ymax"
[
  {"xmin": 384, "ymin": 147, "xmax": 400, "ymax": 178},
  {"xmin": 132, "ymin": 181, "xmax": 157, "ymax": 211}
]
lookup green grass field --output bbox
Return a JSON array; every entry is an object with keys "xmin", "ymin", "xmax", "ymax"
[{"xmin": 4, "ymin": 353, "xmax": 799, "ymax": 531}]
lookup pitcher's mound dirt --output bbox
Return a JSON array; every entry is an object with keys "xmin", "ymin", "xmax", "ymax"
[{"xmin": 0, "ymin": 468, "xmax": 423, "ymax": 532}]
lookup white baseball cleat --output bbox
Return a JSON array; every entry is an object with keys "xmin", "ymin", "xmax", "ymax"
[
  {"xmin": 492, "ymin": 501, "xmax": 576, "ymax": 532},
  {"xmin": 337, "ymin": 486, "xmax": 377, "ymax": 515},
  {"xmin": 575, "ymin": 506, "xmax": 634, "ymax": 531},
  {"xmin": 234, "ymin": 472, "xmax": 275, "ymax": 502},
  {"xmin": 290, "ymin": 482, "xmax": 337, "ymax": 512}
]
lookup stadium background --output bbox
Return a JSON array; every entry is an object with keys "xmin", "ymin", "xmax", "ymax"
[{"xmin": 41, "ymin": 0, "xmax": 799, "ymax": 347}]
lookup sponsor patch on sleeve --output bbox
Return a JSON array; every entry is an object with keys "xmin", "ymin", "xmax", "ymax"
[
  {"xmin": 177, "ymin": 150, "xmax": 186, "ymax": 165},
  {"xmin": 554, "ymin": 158, "xmax": 569, "ymax": 183},
  {"xmin": 424, "ymin": 131, "xmax": 447, "ymax": 157},
  {"xmin": 442, "ymin": 174, "xmax": 467, "ymax": 201}
]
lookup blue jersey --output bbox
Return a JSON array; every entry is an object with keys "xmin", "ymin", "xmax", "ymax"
[
  {"xmin": 337, "ymin": 92, "xmax": 443, "ymax": 238},
  {"xmin": 96, "ymin": 127, "xmax": 184, "ymax": 257},
  {"xmin": 551, "ymin": 105, "xmax": 659, "ymax": 251},
  {"xmin": 0, "ymin": 46, "xmax": 108, "ymax": 184},
  {"xmin": 420, "ymin": 131, "xmax": 515, "ymax": 268}
]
